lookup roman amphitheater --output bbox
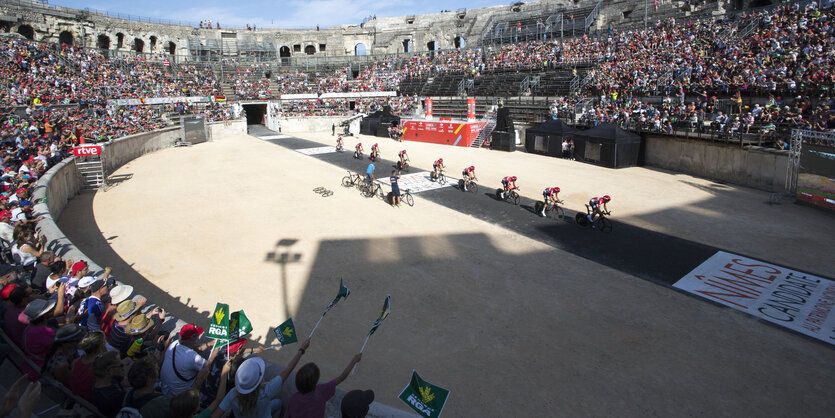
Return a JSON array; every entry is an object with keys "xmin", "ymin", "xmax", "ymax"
[{"xmin": 0, "ymin": 0, "xmax": 833, "ymax": 417}]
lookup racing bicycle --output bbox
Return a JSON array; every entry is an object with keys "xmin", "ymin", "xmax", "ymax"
[
  {"xmin": 457, "ymin": 178, "xmax": 478, "ymax": 194},
  {"xmin": 430, "ymin": 170, "xmax": 447, "ymax": 185},
  {"xmin": 535, "ymin": 200, "xmax": 565, "ymax": 220},
  {"xmin": 388, "ymin": 189, "xmax": 414, "ymax": 207},
  {"xmin": 575, "ymin": 204, "xmax": 612, "ymax": 233},
  {"xmin": 496, "ymin": 187, "xmax": 520, "ymax": 205},
  {"xmin": 341, "ymin": 171, "xmax": 364, "ymax": 188}
]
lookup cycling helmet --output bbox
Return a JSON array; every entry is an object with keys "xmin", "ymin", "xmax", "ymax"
[
  {"xmin": 554, "ymin": 187, "xmax": 560, "ymax": 193},
  {"xmin": 469, "ymin": 166, "xmax": 475, "ymax": 171},
  {"xmin": 438, "ymin": 158, "xmax": 443, "ymax": 163},
  {"xmin": 602, "ymin": 195, "xmax": 611, "ymax": 202},
  {"xmin": 510, "ymin": 176, "xmax": 517, "ymax": 181},
  {"xmin": 374, "ymin": 143, "xmax": 378, "ymax": 147}
]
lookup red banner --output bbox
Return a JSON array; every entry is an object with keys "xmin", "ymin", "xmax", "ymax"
[
  {"xmin": 467, "ymin": 98, "xmax": 476, "ymax": 120},
  {"xmin": 73, "ymin": 145, "xmax": 102, "ymax": 157},
  {"xmin": 425, "ymin": 98, "xmax": 433, "ymax": 119}
]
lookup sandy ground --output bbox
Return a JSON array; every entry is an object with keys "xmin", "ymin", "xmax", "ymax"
[{"xmin": 58, "ymin": 128, "xmax": 835, "ymax": 417}]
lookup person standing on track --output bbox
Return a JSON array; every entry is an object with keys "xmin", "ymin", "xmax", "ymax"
[
  {"xmin": 390, "ymin": 170, "xmax": 401, "ymax": 207},
  {"xmin": 365, "ymin": 163, "xmax": 375, "ymax": 185}
]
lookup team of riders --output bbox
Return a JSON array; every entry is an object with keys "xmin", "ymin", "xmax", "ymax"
[{"xmin": 339, "ymin": 136, "xmax": 612, "ymax": 221}]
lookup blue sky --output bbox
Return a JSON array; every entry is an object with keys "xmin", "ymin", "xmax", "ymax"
[{"xmin": 53, "ymin": 0, "xmax": 507, "ymax": 29}]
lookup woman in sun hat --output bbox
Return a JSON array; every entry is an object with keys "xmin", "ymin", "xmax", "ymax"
[
  {"xmin": 214, "ymin": 338, "xmax": 311, "ymax": 418},
  {"xmin": 108, "ymin": 298, "xmax": 149, "ymax": 355}
]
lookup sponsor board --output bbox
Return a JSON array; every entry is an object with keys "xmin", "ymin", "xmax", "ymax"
[
  {"xmin": 674, "ymin": 251, "xmax": 835, "ymax": 345},
  {"xmin": 377, "ymin": 171, "xmax": 453, "ymax": 194},
  {"xmin": 296, "ymin": 146, "xmax": 338, "ymax": 156},
  {"xmin": 73, "ymin": 145, "xmax": 102, "ymax": 157}
]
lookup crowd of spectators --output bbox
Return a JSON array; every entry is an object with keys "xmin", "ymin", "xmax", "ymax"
[{"xmin": 279, "ymin": 96, "xmax": 419, "ymax": 117}]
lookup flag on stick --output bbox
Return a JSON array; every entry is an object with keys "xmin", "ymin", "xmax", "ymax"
[
  {"xmin": 352, "ymin": 295, "xmax": 390, "ymax": 375},
  {"xmin": 212, "ymin": 310, "xmax": 254, "ymax": 350},
  {"xmin": 273, "ymin": 318, "xmax": 298, "ymax": 346},
  {"xmin": 398, "ymin": 370, "xmax": 450, "ymax": 418},
  {"xmin": 309, "ymin": 278, "xmax": 350, "ymax": 337}
]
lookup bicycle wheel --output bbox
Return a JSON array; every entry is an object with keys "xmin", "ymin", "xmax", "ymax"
[
  {"xmin": 363, "ymin": 185, "xmax": 375, "ymax": 198},
  {"xmin": 495, "ymin": 188, "xmax": 504, "ymax": 200},
  {"xmin": 313, "ymin": 187, "xmax": 325, "ymax": 193},
  {"xmin": 469, "ymin": 182, "xmax": 478, "ymax": 194},
  {"xmin": 376, "ymin": 186, "xmax": 385, "ymax": 199},
  {"xmin": 341, "ymin": 176, "xmax": 352, "ymax": 187},
  {"xmin": 575, "ymin": 213, "xmax": 589, "ymax": 227},
  {"xmin": 438, "ymin": 175, "xmax": 447, "ymax": 185},
  {"xmin": 555, "ymin": 206, "xmax": 565, "ymax": 220},
  {"xmin": 404, "ymin": 192, "xmax": 414, "ymax": 207},
  {"xmin": 430, "ymin": 171, "xmax": 437, "ymax": 181},
  {"xmin": 597, "ymin": 217, "xmax": 613, "ymax": 233},
  {"xmin": 321, "ymin": 190, "xmax": 333, "ymax": 197},
  {"xmin": 458, "ymin": 179, "xmax": 465, "ymax": 191},
  {"xmin": 534, "ymin": 201, "xmax": 544, "ymax": 213},
  {"xmin": 511, "ymin": 192, "xmax": 520, "ymax": 206}
]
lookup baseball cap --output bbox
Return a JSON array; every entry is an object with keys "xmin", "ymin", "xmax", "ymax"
[
  {"xmin": 1, "ymin": 283, "xmax": 18, "ymax": 299},
  {"xmin": 341, "ymin": 390, "xmax": 375, "ymax": 418},
  {"xmin": 0, "ymin": 210, "xmax": 11, "ymax": 219},
  {"xmin": 235, "ymin": 357, "xmax": 266, "ymax": 394},
  {"xmin": 15, "ymin": 188, "xmax": 27, "ymax": 194},
  {"xmin": 179, "ymin": 324, "xmax": 204, "ymax": 340},
  {"xmin": 70, "ymin": 261, "xmax": 88, "ymax": 276},
  {"xmin": 87, "ymin": 280, "xmax": 105, "ymax": 293}
]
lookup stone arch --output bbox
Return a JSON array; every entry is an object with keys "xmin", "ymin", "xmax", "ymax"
[
  {"xmin": 97, "ymin": 34, "xmax": 111, "ymax": 50},
  {"xmin": 58, "ymin": 31, "xmax": 74, "ymax": 46},
  {"xmin": 279, "ymin": 46, "xmax": 291, "ymax": 57},
  {"xmin": 354, "ymin": 42, "xmax": 367, "ymax": 56},
  {"xmin": 134, "ymin": 38, "xmax": 145, "ymax": 53},
  {"xmin": 304, "ymin": 44, "xmax": 315, "ymax": 55},
  {"xmin": 426, "ymin": 40, "xmax": 436, "ymax": 51},
  {"xmin": 454, "ymin": 35, "xmax": 466, "ymax": 49},
  {"xmin": 166, "ymin": 41, "xmax": 176, "ymax": 55},
  {"xmin": 17, "ymin": 24, "xmax": 34, "ymax": 40},
  {"xmin": 149, "ymin": 35, "xmax": 158, "ymax": 52},
  {"xmin": 749, "ymin": 0, "xmax": 772, "ymax": 7},
  {"xmin": 116, "ymin": 32, "xmax": 125, "ymax": 48},
  {"xmin": 402, "ymin": 38, "xmax": 411, "ymax": 53}
]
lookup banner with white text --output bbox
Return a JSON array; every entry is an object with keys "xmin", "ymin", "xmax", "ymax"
[{"xmin": 674, "ymin": 251, "xmax": 835, "ymax": 345}]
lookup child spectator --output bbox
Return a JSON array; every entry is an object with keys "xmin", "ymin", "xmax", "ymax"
[{"xmin": 286, "ymin": 352, "xmax": 363, "ymax": 418}]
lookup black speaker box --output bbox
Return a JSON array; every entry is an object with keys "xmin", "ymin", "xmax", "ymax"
[{"xmin": 491, "ymin": 131, "xmax": 513, "ymax": 152}]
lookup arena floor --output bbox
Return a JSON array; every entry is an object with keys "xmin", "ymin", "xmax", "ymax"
[{"xmin": 58, "ymin": 126, "xmax": 835, "ymax": 416}]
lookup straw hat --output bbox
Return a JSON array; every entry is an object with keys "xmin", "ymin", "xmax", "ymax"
[
  {"xmin": 116, "ymin": 300, "xmax": 139, "ymax": 320},
  {"xmin": 126, "ymin": 315, "xmax": 154, "ymax": 335}
]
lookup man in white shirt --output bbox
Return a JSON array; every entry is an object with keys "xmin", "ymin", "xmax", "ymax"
[{"xmin": 159, "ymin": 323, "xmax": 213, "ymax": 395}]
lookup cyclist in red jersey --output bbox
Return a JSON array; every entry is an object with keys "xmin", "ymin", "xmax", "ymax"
[
  {"xmin": 462, "ymin": 166, "xmax": 477, "ymax": 191},
  {"xmin": 370, "ymin": 143, "xmax": 380, "ymax": 160},
  {"xmin": 500, "ymin": 176, "xmax": 518, "ymax": 199},
  {"xmin": 541, "ymin": 187, "xmax": 560, "ymax": 216},
  {"xmin": 433, "ymin": 158, "xmax": 445, "ymax": 178},
  {"xmin": 587, "ymin": 195, "xmax": 611, "ymax": 224},
  {"xmin": 398, "ymin": 150, "xmax": 410, "ymax": 168},
  {"xmin": 337, "ymin": 136, "xmax": 344, "ymax": 149},
  {"xmin": 355, "ymin": 142, "xmax": 364, "ymax": 158}
]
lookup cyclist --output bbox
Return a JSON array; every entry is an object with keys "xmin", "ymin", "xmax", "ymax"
[
  {"xmin": 398, "ymin": 149, "xmax": 410, "ymax": 169},
  {"xmin": 355, "ymin": 142, "xmax": 364, "ymax": 158},
  {"xmin": 336, "ymin": 136, "xmax": 344, "ymax": 150},
  {"xmin": 370, "ymin": 143, "xmax": 380, "ymax": 160},
  {"xmin": 390, "ymin": 170, "xmax": 401, "ymax": 207},
  {"xmin": 461, "ymin": 166, "xmax": 477, "ymax": 191},
  {"xmin": 541, "ymin": 187, "xmax": 561, "ymax": 217},
  {"xmin": 365, "ymin": 162, "xmax": 376, "ymax": 185},
  {"xmin": 432, "ymin": 158, "xmax": 445, "ymax": 178},
  {"xmin": 587, "ymin": 195, "xmax": 611, "ymax": 224},
  {"xmin": 500, "ymin": 176, "xmax": 518, "ymax": 199}
]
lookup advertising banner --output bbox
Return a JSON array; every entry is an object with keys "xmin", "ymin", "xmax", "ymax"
[
  {"xmin": 674, "ymin": 251, "xmax": 835, "ymax": 345},
  {"xmin": 73, "ymin": 145, "xmax": 102, "ymax": 157}
]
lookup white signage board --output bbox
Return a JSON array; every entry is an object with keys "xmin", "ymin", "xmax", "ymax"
[{"xmin": 377, "ymin": 171, "xmax": 454, "ymax": 194}]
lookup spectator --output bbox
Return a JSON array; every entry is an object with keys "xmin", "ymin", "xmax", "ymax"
[
  {"xmin": 214, "ymin": 339, "xmax": 311, "ymax": 418},
  {"xmin": 341, "ymin": 390, "xmax": 375, "ymax": 418},
  {"xmin": 70, "ymin": 330, "xmax": 107, "ymax": 402},
  {"xmin": 30, "ymin": 252, "xmax": 56, "ymax": 293},
  {"xmin": 160, "ymin": 324, "xmax": 213, "ymax": 396},
  {"xmin": 123, "ymin": 358, "xmax": 172, "ymax": 417},
  {"xmin": 41, "ymin": 323, "xmax": 85, "ymax": 386},
  {"xmin": 2, "ymin": 284, "xmax": 34, "ymax": 348},
  {"xmin": 287, "ymin": 352, "xmax": 363, "ymax": 418},
  {"xmin": 82, "ymin": 272, "xmax": 112, "ymax": 331},
  {"xmin": 22, "ymin": 296, "xmax": 64, "ymax": 378},
  {"xmin": 91, "ymin": 350, "xmax": 129, "ymax": 416},
  {"xmin": 107, "ymin": 298, "xmax": 150, "ymax": 356}
]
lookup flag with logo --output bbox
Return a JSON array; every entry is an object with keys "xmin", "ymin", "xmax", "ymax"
[
  {"xmin": 367, "ymin": 295, "xmax": 390, "ymax": 337},
  {"xmin": 273, "ymin": 318, "xmax": 298, "ymax": 345},
  {"xmin": 214, "ymin": 309, "xmax": 253, "ymax": 349},
  {"xmin": 398, "ymin": 370, "xmax": 450, "ymax": 418},
  {"xmin": 207, "ymin": 303, "xmax": 230, "ymax": 340},
  {"xmin": 325, "ymin": 278, "xmax": 350, "ymax": 314}
]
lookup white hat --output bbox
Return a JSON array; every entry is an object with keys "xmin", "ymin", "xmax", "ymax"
[
  {"xmin": 109, "ymin": 285, "xmax": 134, "ymax": 304},
  {"xmin": 78, "ymin": 276, "xmax": 97, "ymax": 288},
  {"xmin": 235, "ymin": 357, "xmax": 266, "ymax": 394}
]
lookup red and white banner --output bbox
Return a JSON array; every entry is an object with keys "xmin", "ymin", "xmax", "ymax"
[
  {"xmin": 675, "ymin": 251, "xmax": 835, "ymax": 345},
  {"xmin": 73, "ymin": 145, "xmax": 102, "ymax": 157}
]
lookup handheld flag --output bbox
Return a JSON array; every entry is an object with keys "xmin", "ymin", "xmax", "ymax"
[
  {"xmin": 398, "ymin": 370, "xmax": 450, "ymax": 418},
  {"xmin": 274, "ymin": 318, "xmax": 298, "ymax": 345},
  {"xmin": 207, "ymin": 303, "xmax": 230, "ymax": 340},
  {"xmin": 309, "ymin": 278, "xmax": 350, "ymax": 337},
  {"xmin": 229, "ymin": 310, "xmax": 253, "ymax": 340},
  {"xmin": 366, "ymin": 295, "xmax": 390, "ymax": 337}
]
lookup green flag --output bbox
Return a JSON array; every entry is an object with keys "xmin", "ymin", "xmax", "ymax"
[
  {"xmin": 324, "ymin": 278, "xmax": 350, "ymax": 314},
  {"xmin": 398, "ymin": 370, "xmax": 450, "ymax": 418},
  {"xmin": 229, "ymin": 310, "xmax": 253, "ymax": 340},
  {"xmin": 367, "ymin": 295, "xmax": 390, "ymax": 337},
  {"xmin": 207, "ymin": 303, "xmax": 230, "ymax": 340},
  {"xmin": 274, "ymin": 318, "xmax": 298, "ymax": 345}
]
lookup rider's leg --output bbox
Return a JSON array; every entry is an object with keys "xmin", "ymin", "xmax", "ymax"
[{"xmin": 541, "ymin": 199, "xmax": 548, "ymax": 216}]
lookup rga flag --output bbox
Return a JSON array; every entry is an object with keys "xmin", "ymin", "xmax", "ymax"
[
  {"xmin": 325, "ymin": 278, "xmax": 351, "ymax": 314},
  {"xmin": 207, "ymin": 303, "xmax": 230, "ymax": 340},
  {"xmin": 274, "ymin": 318, "xmax": 298, "ymax": 345},
  {"xmin": 674, "ymin": 251, "xmax": 835, "ymax": 345},
  {"xmin": 214, "ymin": 310, "xmax": 254, "ymax": 349},
  {"xmin": 367, "ymin": 295, "xmax": 390, "ymax": 337},
  {"xmin": 398, "ymin": 370, "xmax": 450, "ymax": 418}
]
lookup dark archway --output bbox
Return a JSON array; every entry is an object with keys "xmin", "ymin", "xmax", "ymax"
[
  {"xmin": 749, "ymin": 0, "xmax": 772, "ymax": 7},
  {"xmin": 402, "ymin": 39, "xmax": 411, "ymax": 53},
  {"xmin": 97, "ymin": 34, "xmax": 110, "ymax": 50},
  {"xmin": 354, "ymin": 43, "xmax": 367, "ymax": 56},
  {"xmin": 58, "ymin": 31, "xmax": 73, "ymax": 46},
  {"xmin": 426, "ymin": 41, "xmax": 436, "ymax": 51},
  {"xmin": 0, "ymin": 22, "xmax": 10, "ymax": 33},
  {"xmin": 279, "ymin": 46, "xmax": 291, "ymax": 57},
  {"xmin": 116, "ymin": 33, "xmax": 124, "ymax": 48},
  {"xmin": 454, "ymin": 36, "xmax": 466, "ymax": 48},
  {"xmin": 17, "ymin": 25, "xmax": 34, "ymax": 40},
  {"xmin": 149, "ymin": 36, "xmax": 157, "ymax": 51},
  {"xmin": 167, "ymin": 41, "xmax": 176, "ymax": 55},
  {"xmin": 304, "ymin": 45, "xmax": 315, "ymax": 55},
  {"xmin": 134, "ymin": 38, "xmax": 144, "ymax": 53}
]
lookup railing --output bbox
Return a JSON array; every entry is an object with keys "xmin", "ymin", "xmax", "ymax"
[{"xmin": 584, "ymin": 1, "xmax": 602, "ymax": 32}]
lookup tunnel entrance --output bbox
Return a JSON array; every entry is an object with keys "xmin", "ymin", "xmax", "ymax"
[{"xmin": 243, "ymin": 103, "xmax": 267, "ymax": 126}]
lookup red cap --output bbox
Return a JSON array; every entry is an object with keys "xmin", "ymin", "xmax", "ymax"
[
  {"xmin": 70, "ymin": 261, "xmax": 88, "ymax": 276},
  {"xmin": 0, "ymin": 210, "xmax": 11, "ymax": 219},
  {"xmin": 227, "ymin": 338, "xmax": 248, "ymax": 354},
  {"xmin": 15, "ymin": 188, "xmax": 27, "ymax": 195},
  {"xmin": 179, "ymin": 324, "xmax": 204, "ymax": 339},
  {"xmin": 1, "ymin": 283, "xmax": 18, "ymax": 299}
]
